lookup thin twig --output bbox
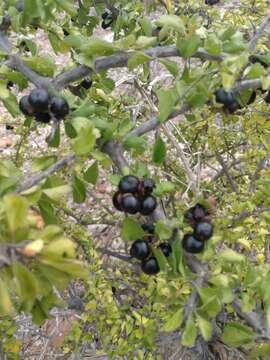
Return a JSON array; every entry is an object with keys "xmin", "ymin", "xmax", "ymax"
[
  {"xmin": 249, "ymin": 14, "xmax": 270, "ymax": 52},
  {"xmin": 248, "ymin": 156, "xmax": 268, "ymax": 192},
  {"xmin": 216, "ymin": 152, "xmax": 239, "ymax": 193}
]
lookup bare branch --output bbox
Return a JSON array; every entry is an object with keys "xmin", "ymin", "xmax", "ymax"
[
  {"xmin": 97, "ymin": 247, "xmax": 133, "ymax": 263},
  {"xmin": 17, "ymin": 154, "xmax": 76, "ymax": 193},
  {"xmin": 216, "ymin": 152, "xmax": 239, "ymax": 193},
  {"xmin": 248, "ymin": 156, "xmax": 269, "ymax": 193},
  {"xmin": 249, "ymin": 14, "xmax": 270, "ymax": 52},
  {"xmin": 231, "ymin": 206, "xmax": 270, "ymax": 225},
  {"xmin": 53, "ymin": 46, "xmax": 224, "ymax": 89}
]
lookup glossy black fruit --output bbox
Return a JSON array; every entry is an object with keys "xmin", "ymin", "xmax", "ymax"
[
  {"xmin": 159, "ymin": 242, "xmax": 172, "ymax": 257},
  {"xmin": 130, "ymin": 239, "xmax": 150, "ymax": 260},
  {"xmin": 141, "ymin": 257, "xmax": 160, "ymax": 275},
  {"xmin": 205, "ymin": 0, "xmax": 219, "ymax": 4},
  {"xmin": 182, "ymin": 234, "xmax": 204, "ymax": 254},
  {"xmin": 50, "ymin": 96, "xmax": 69, "ymax": 119},
  {"xmin": 142, "ymin": 224, "xmax": 155, "ymax": 234},
  {"xmin": 140, "ymin": 196, "xmax": 157, "ymax": 215},
  {"xmin": 19, "ymin": 95, "xmax": 34, "ymax": 116},
  {"xmin": 215, "ymin": 88, "xmax": 240, "ymax": 113},
  {"xmin": 81, "ymin": 78, "xmax": 92, "ymax": 89},
  {"xmin": 35, "ymin": 112, "xmax": 51, "ymax": 123},
  {"xmin": 185, "ymin": 203, "xmax": 206, "ymax": 223},
  {"xmin": 142, "ymin": 178, "xmax": 155, "ymax": 194},
  {"xmin": 118, "ymin": 175, "xmax": 139, "ymax": 194},
  {"xmin": 194, "ymin": 221, "xmax": 213, "ymax": 241},
  {"xmin": 5, "ymin": 124, "xmax": 14, "ymax": 130},
  {"xmin": 29, "ymin": 89, "xmax": 50, "ymax": 112},
  {"xmin": 264, "ymin": 91, "xmax": 270, "ymax": 104},
  {"xmin": 247, "ymin": 91, "xmax": 256, "ymax": 105},
  {"xmin": 112, "ymin": 191, "xmax": 123, "ymax": 211},
  {"xmin": 122, "ymin": 194, "xmax": 140, "ymax": 214}
]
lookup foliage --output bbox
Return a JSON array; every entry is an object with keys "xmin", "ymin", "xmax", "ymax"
[{"xmin": 0, "ymin": 0, "xmax": 270, "ymax": 358}]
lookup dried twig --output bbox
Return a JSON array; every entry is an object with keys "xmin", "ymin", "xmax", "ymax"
[{"xmin": 249, "ymin": 13, "xmax": 270, "ymax": 52}]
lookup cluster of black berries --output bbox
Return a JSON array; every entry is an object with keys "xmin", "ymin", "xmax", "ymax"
[
  {"xmin": 101, "ymin": 11, "xmax": 114, "ymax": 29},
  {"xmin": 113, "ymin": 176, "xmax": 157, "ymax": 215},
  {"xmin": 215, "ymin": 87, "xmax": 256, "ymax": 114},
  {"xmin": 130, "ymin": 224, "xmax": 172, "ymax": 275},
  {"xmin": 182, "ymin": 204, "xmax": 213, "ymax": 253},
  {"xmin": 80, "ymin": 78, "xmax": 92, "ymax": 89},
  {"xmin": 19, "ymin": 89, "xmax": 69, "ymax": 123}
]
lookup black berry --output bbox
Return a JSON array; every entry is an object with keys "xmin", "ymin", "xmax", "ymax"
[
  {"xmin": 122, "ymin": 194, "xmax": 140, "ymax": 214},
  {"xmin": 35, "ymin": 112, "xmax": 51, "ymax": 123},
  {"xmin": 249, "ymin": 55, "xmax": 269, "ymax": 68},
  {"xmin": 81, "ymin": 78, "xmax": 92, "ymax": 89},
  {"xmin": 141, "ymin": 257, "xmax": 160, "ymax": 275},
  {"xmin": 140, "ymin": 196, "xmax": 157, "ymax": 215},
  {"xmin": 182, "ymin": 234, "xmax": 204, "ymax": 254},
  {"xmin": 142, "ymin": 178, "xmax": 155, "ymax": 194},
  {"xmin": 205, "ymin": 0, "xmax": 219, "ymax": 4},
  {"xmin": 247, "ymin": 91, "xmax": 256, "ymax": 105},
  {"xmin": 159, "ymin": 242, "xmax": 172, "ymax": 257},
  {"xmin": 118, "ymin": 175, "xmax": 139, "ymax": 194},
  {"xmin": 194, "ymin": 221, "xmax": 213, "ymax": 241},
  {"xmin": 112, "ymin": 191, "xmax": 123, "ymax": 211},
  {"xmin": 50, "ymin": 96, "xmax": 69, "ymax": 119},
  {"xmin": 5, "ymin": 124, "xmax": 14, "ymax": 130},
  {"xmin": 142, "ymin": 224, "xmax": 155, "ymax": 234},
  {"xmin": 19, "ymin": 95, "xmax": 34, "ymax": 116},
  {"xmin": 130, "ymin": 240, "xmax": 150, "ymax": 260},
  {"xmin": 264, "ymin": 91, "xmax": 270, "ymax": 104},
  {"xmin": 215, "ymin": 88, "xmax": 240, "ymax": 113},
  {"xmin": 29, "ymin": 89, "xmax": 50, "ymax": 112}
]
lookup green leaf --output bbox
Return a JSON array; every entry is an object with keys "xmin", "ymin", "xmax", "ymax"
[
  {"xmin": 22, "ymin": 56, "xmax": 55, "ymax": 77},
  {"xmin": 250, "ymin": 344, "xmax": 270, "ymax": 359},
  {"xmin": 204, "ymin": 34, "xmax": 222, "ymax": 56},
  {"xmin": 197, "ymin": 315, "xmax": 213, "ymax": 341},
  {"xmin": 55, "ymin": 0, "xmax": 77, "ymax": 16},
  {"xmin": 0, "ymin": 277, "xmax": 14, "ymax": 316},
  {"xmin": 46, "ymin": 125, "xmax": 60, "ymax": 148},
  {"xmin": 124, "ymin": 136, "xmax": 147, "ymax": 155},
  {"xmin": 159, "ymin": 59, "xmax": 179, "ymax": 76},
  {"xmin": 38, "ymin": 194, "xmax": 57, "ymax": 225},
  {"xmin": 40, "ymin": 257, "xmax": 88, "ymax": 279},
  {"xmin": 156, "ymin": 15, "xmax": 185, "ymax": 34},
  {"xmin": 71, "ymin": 117, "xmax": 96, "ymax": 155},
  {"xmin": 84, "ymin": 161, "xmax": 98, "ymax": 185},
  {"xmin": 39, "ymin": 264, "xmax": 71, "ymax": 291},
  {"xmin": 64, "ymin": 122, "xmax": 77, "ymax": 138},
  {"xmin": 222, "ymin": 322, "xmax": 255, "ymax": 347},
  {"xmin": 181, "ymin": 315, "xmax": 197, "ymax": 347},
  {"xmin": 140, "ymin": 17, "xmax": 153, "ymax": 36},
  {"xmin": 121, "ymin": 218, "xmax": 145, "ymax": 242},
  {"xmin": 43, "ymin": 185, "xmax": 71, "ymax": 202},
  {"xmin": 152, "ymin": 136, "xmax": 166, "ymax": 165},
  {"xmin": 177, "ymin": 33, "xmax": 201, "ymax": 58},
  {"xmin": 127, "ymin": 51, "xmax": 151, "ymax": 70},
  {"xmin": 155, "ymin": 181, "xmax": 175, "ymax": 196},
  {"xmin": 80, "ymin": 37, "xmax": 116, "ymax": 57},
  {"xmin": 153, "ymin": 248, "xmax": 167, "ymax": 272},
  {"xmin": 157, "ymin": 88, "xmax": 178, "ymax": 122},
  {"xmin": 12, "ymin": 261, "xmax": 39, "ymax": 302},
  {"xmin": 1, "ymin": 92, "xmax": 20, "ymax": 117},
  {"xmin": 135, "ymin": 36, "xmax": 157, "ymax": 50},
  {"xmin": 4, "ymin": 194, "xmax": 28, "ymax": 233},
  {"xmin": 219, "ymin": 248, "xmax": 245, "ymax": 263},
  {"xmin": 31, "ymin": 156, "xmax": 57, "ymax": 172},
  {"xmin": 163, "ymin": 308, "xmax": 183, "ymax": 332},
  {"xmin": 155, "ymin": 221, "xmax": 172, "ymax": 240},
  {"xmin": 72, "ymin": 174, "xmax": 86, "ymax": 204}
]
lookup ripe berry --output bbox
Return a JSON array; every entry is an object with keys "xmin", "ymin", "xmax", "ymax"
[
  {"xmin": 194, "ymin": 221, "xmax": 213, "ymax": 241},
  {"xmin": 118, "ymin": 175, "xmax": 139, "ymax": 194},
  {"xmin": 264, "ymin": 91, "xmax": 270, "ymax": 104},
  {"xmin": 142, "ymin": 178, "xmax": 155, "ymax": 194},
  {"xmin": 142, "ymin": 224, "xmax": 155, "ymax": 234},
  {"xmin": 159, "ymin": 242, "xmax": 172, "ymax": 257},
  {"xmin": 81, "ymin": 78, "xmax": 92, "ymax": 89},
  {"xmin": 122, "ymin": 194, "xmax": 140, "ymax": 214},
  {"xmin": 50, "ymin": 96, "xmax": 69, "ymax": 119},
  {"xmin": 182, "ymin": 234, "xmax": 204, "ymax": 254},
  {"xmin": 130, "ymin": 240, "xmax": 150, "ymax": 260},
  {"xmin": 205, "ymin": 0, "xmax": 219, "ymax": 4},
  {"xmin": 19, "ymin": 95, "xmax": 34, "ymax": 116},
  {"xmin": 247, "ymin": 91, "xmax": 256, "ymax": 105},
  {"xmin": 140, "ymin": 196, "xmax": 157, "ymax": 215},
  {"xmin": 112, "ymin": 191, "xmax": 123, "ymax": 211},
  {"xmin": 185, "ymin": 204, "xmax": 206, "ymax": 223},
  {"xmin": 249, "ymin": 55, "xmax": 269, "ymax": 68},
  {"xmin": 35, "ymin": 112, "xmax": 51, "ymax": 123},
  {"xmin": 215, "ymin": 88, "xmax": 240, "ymax": 113},
  {"xmin": 141, "ymin": 257, "xmax": 160, "ymax": 275},
  {"xmin": 29, "ymin": 89, "xmax": 50, "ymax": 112}
]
